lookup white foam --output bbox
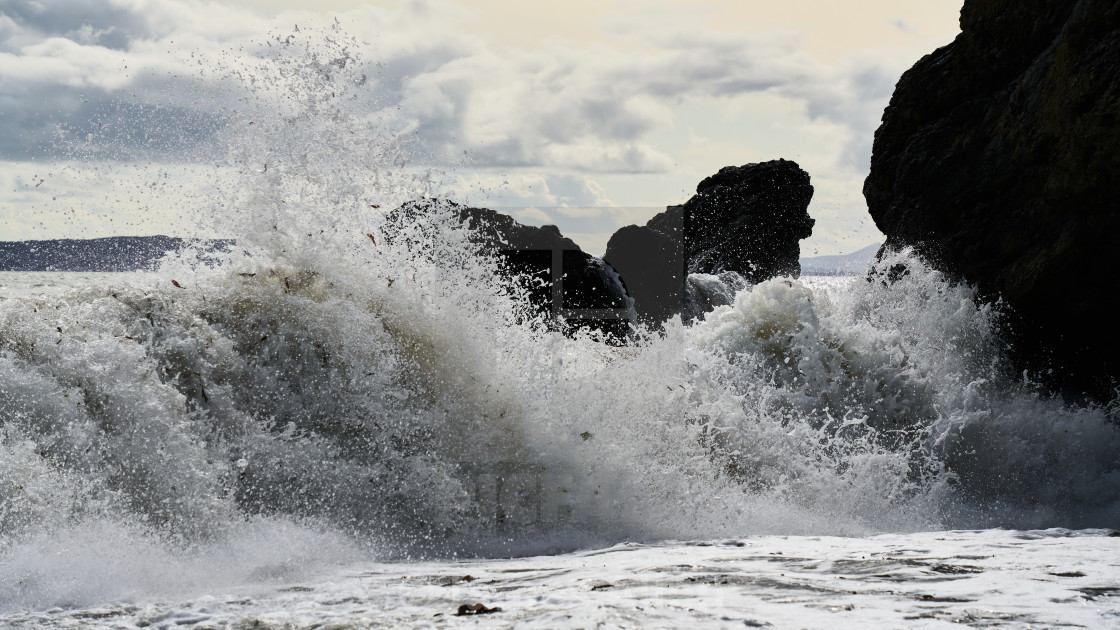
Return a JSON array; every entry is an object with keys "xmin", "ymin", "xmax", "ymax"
[{"xmin": 2, "ymin": 23, "xmax": 1119, "ymax": 615}]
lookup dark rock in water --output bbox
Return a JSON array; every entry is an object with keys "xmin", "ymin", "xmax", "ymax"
[
  {"xmin": 672, "ymin": 159, "xmax": 814, "ymax": 282},
  {"xmin": 454, "ymin": 603, "xmax": 501, "ymax": 616},
  {"xmin": 560, "ymin": 250, "xmax": 630, "ymax": 312},
  {"xmin": 388, "ymin": 199, "xmax": 634, "ymax": 339},
  {"xmin": 682, "ymin": 271, "xmax": 748, "ymax": 323},
  {"xmin": 603, "ymin": 224, "xmax": 685, "ymax": 327},
  {"xmin": 603, "ymin": 159, "xmax": 813, "ymax": 326},
  {"xmin": 557, "ymin": 249, "xmax": 633, "ymax": 340},
  {"xmin": 0, "ymin": 236, "xmax": 230, "ymax": 272},
  {"xmin": 864, "ymin": 0, "xmax": 1120, "ymax": 399}
]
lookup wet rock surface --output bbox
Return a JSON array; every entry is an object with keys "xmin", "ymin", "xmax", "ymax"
[{"xmin": 603, "ymin": 224, "xmax": 684, "ymax": 327}]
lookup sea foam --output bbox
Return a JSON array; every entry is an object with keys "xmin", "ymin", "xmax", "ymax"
[{"xmin": 2, "ymin": 24, "xmax": 1118, "ymax": 613}]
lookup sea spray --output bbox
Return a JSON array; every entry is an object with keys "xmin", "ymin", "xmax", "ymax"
[{"xmin": 3, "ymin": 24, "xmax": 1120, "ymax": 613}]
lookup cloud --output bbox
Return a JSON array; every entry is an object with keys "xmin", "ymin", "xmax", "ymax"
[
  {"xmin": 768, "ymin": 52, "xmax": 909, "ymax": 174},
  {"xmin": 439, "ymin": 171, "xmax": 615, "ymax": 208},
  {"xmin": 0, "ymin": 0, "xmax": 157, "ymax": 50},
  {"xmin": 544, "ymin": 174, "xmax": 613, "ymax": 207},
  {"xmin": 0, "ymin": 0, "xmax": 261, "ymax": 161},
  {"xmin": 511, "ymin": 207, "xmax": 553, "ymax": 225},
  {"xmin": 0, "ymin": 0, "xmax": 905, "ymax": 178},
  {"xmin": 892, "ymin": 18, "xmax": 917, "ymax": 34},
  {"xmin": 0, "ymin": 0, "xmax": 933, "ymax": 253},
  {"xmin": 390, "ymin": 42, "xmax": 682, "ymax": 173}
]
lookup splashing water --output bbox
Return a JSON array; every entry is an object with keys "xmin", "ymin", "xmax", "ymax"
[{"xmin": 2, "ymin": 26, "xmax": 1119, "ymax": 612}]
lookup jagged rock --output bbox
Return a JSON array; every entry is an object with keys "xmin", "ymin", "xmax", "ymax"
[
  {"xmin": 864, "ymin": 0, "xmax": 1120, "ymax": 400},
  {"xmin": 444, "ymin": 203, "xmax": 583, "ymax": 253},
  {"xmin": 604, "ymin": 160, "xmax": 814, "ymax": 326},
  {"xmin": 671, "ymin": 159, "xmax": 814, "ymax": 282},
  {"xmin": 388, "ymin": 199, "xmax": 634, "ymax": 338},
  {"xmin": 682, "ymin": 271, "xmax": 748, "ymax": 323}
]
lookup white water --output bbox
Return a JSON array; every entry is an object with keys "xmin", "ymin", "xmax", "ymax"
[
  {"xmin": 2, "ymin": 25, "xmax": 1119, "ymax": 626},
  {"xmin": 4, "ymin": 529, "xmax": 1120, "ymax": 629}
]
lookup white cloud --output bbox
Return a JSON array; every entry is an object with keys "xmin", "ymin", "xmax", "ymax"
[
  {"xmin": 544, "ymin": 175, "xmax": 613, "ymax": 207},
  {"xmin": 511, "ymin": 207, "xmax": 552, "ymax": 225},
  {"xmin": 0, "ymin": 0, "xmax": 958, "ymax": 253},
  {"xmin": 1, "ymin": 0, "xmax": 899, "ymax": 172},
  {"xmin": 438, "ymin": 171, "xmax": 615, "ymax": 209}
]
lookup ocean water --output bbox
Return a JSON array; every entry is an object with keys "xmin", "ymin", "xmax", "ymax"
[{"xmin": 3, "ymin": 27, "xmax": 1120, "ymax": 628}]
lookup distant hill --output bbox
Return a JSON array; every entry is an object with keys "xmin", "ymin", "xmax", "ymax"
[
  {"xmin": 0, "ymin": 236, "xmax": 230, "ymax": 272},
  {"xmin": 2, "ymin": 235, "xmax": 881, "ymax": 277},
  {"xmin": 799, "ymin": 243, "xmax": 880, "ymax": 276}
]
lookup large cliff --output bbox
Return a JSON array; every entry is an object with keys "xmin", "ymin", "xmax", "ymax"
[{"xmin": 864, "ymin": 0, "xmax": 1120, "ymax": 399}]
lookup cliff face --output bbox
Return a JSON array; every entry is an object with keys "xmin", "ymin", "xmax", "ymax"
[{"xmin": 864, "ymin": 0, "xmax": 1120, "ymax": 399}]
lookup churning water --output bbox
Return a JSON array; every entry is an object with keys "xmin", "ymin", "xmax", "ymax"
[{"xmin": 2, "ymin": 25, "xmax": 1119, "ymax": 627}]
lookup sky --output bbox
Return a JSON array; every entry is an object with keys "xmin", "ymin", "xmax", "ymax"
[{"xmin": 0, "ymin": 0, "xmax": 963, "ymax": 256}]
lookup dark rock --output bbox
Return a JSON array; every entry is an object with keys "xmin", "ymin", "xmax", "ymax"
[
  {"xmin": 864, "ymin": 0, "xmax": 1120, "ymax": 399},
  {"xmin": 444, "ymin": 203, "xmax": 583, "ymax": 252},
  {"xmin": 388, "ymin": 199, "xmax": 634, "ymax": 338},
  {"xmin": 646, "ymin": 203, "xmax": 684, "ymax": 246},
  {"xmin": 454, "ymin": 603, "xmax": 501, "ymax": 616},
  {"xmin": 682, "ymin": 271, "xmax": 748, "ymax": 323},
  {"xmin": 603, "ymin": 160, "xmax": 813, "ymax": 326},
  {"xmin": 603, "ymin": 224, "xmax": 684, "ymax": 327},
  {"xmin": 673, "ymin": 159, "xmax": 814, "ymax": 282}
]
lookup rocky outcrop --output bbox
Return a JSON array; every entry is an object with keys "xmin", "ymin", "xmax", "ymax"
[
  {"xmin": 864, "ymin": 0, "xmax": 1120, "ymax": 399},
  {"xmin": 389, "ymin": 199, "xmax": 634, "ymax": 338},
  {"xmin": 441, "ymin": 203, "xmax": 583, "ymax": 253},
  {"xmin": 604, "ymin": 159, "xmax": 814, "ymax": 325},
  {"xmin": 392, "ymin": 160, "xmax": 816, "ymax": 334}
]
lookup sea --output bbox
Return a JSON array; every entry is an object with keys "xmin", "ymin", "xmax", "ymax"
[
  {"xmin": 3, "ymin": 260, "xmax": 1119, "ymax": 629},
  {"xmin": 3, "ymin": 30, "xmax": 1120, "ymax": 629}
]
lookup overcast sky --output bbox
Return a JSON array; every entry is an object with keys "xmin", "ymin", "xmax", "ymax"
[{"xmin": 0, "ymin": 0, "xmax": 962, "ymax": 255}]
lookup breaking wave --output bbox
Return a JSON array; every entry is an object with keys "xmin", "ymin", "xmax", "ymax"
[{"xmin": 2, "ymin": 24, "xmax": 1118, "ymax": 611}]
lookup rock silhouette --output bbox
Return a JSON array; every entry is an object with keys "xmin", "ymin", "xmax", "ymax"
[
  {"xmin": 387, "ymin": 199, "xmax": 634, "ymax": 339},
  {"xmin": 606, "ymin": 159, "xmax": 814, "ymax": 325},
  {"xmin": 864, "ymin": 0, "xmax": 1120, "ymax": 400}
]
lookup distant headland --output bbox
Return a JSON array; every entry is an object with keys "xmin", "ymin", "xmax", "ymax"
[{"xmin": 0, "ymin": 237, "xmax": 232, "ymax": 272}]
